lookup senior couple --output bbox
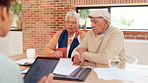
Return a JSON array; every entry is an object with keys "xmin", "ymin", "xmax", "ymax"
[
  {"xmin": 44, "ymin": 10, "xmax": 127, "ymax": 65},
  {"xmin": 0, "ymin": 0, "xmax": 126, "ymax": 82}
]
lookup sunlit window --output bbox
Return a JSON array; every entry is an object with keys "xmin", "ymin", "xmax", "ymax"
[
  {"xmin": 111, "ymin": 7, "xmax": 148, "ymax": 30},
  {"xmin": 78, "ymin": 8, "xmax": 108, "ymax": 29},
  {"xmin": 77, "ymin": 6, "xmax": 148, "ymax": 30}
]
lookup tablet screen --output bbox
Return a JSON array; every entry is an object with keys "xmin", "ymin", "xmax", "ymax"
[{"xmin": 24, "ymin": 57, "xmax": 59, "ymax": 83}]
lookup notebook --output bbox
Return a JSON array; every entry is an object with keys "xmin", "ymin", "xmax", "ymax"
[{"xmin": 15, "ymin": 59, "xmax": 35, "ymax": 66}]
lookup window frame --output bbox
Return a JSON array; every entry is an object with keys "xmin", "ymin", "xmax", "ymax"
[{"xmin": 76, "ymin": 5, "xmax": 148, "ymax": 31}]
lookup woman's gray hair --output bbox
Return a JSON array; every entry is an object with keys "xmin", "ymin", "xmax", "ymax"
[{"xmin": 65, "ymin": 11, "xmax": 80, "ymax": 22}]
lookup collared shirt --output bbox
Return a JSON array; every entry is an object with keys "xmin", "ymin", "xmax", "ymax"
[{"xmin": 100, "ymin": 25, "xmax": 111, "ymax": 35}]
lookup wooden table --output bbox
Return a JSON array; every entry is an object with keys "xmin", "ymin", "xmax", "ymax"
[{"xmin": 9, "ymin": 54, "xmax": 148, "ymax": 83}]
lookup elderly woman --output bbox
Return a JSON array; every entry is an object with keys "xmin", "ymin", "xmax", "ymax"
[{"xmin": 44, "ymin": 11, "xmax": 85, "ymax": 58}]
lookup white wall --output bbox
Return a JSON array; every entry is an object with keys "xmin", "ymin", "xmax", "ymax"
[
  {"xmin": 0, "ymin": 31, "xmax": 23, "ymax": 56},
  {"xmin": 0, "ymin": 34, "xmax": 11, "ymax": 56},
  {"xmin": 125, "ymin": 39, "xmax": 148, "ymax": 65}
]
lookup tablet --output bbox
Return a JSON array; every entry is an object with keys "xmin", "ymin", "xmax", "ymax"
[{"xmin": 24, "ymin": 57, "xmax": 59, "ymax": 83}]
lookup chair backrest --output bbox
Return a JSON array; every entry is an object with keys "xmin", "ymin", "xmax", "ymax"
[
  {"xmin": 125, "ymin": 55, "xmax": 138, "ymax": 64},
  {"xmin": 125, "ymin": 39, "xmax": 148, "ymax": 65}
]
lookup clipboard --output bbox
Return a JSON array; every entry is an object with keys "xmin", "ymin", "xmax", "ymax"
[{"xmin": 24, "ymin": 57, "xmax": 91, "ymax": 83}]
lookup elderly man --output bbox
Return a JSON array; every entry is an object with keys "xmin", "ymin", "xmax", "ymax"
[{"xmin": 71, "ymin": 10, "xmax": 126, "ymax": 64}]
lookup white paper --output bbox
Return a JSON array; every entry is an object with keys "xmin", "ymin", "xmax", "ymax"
[
  {"xmin": 53, "ymin": 58, "xmax": 79, "ymax": 75},
  {"xmin": 126, "ymin": 64, "xmax": 148, "ymax": 75},
  {"xmin": 93, "ymin": 68, "xmax": 137, "ymax": 82},
  {"xmin": 21, "ymin": 68, "xmax": 30, "ymax": 73},
  {"xmin": 15, "ymin": 59, "xmax": 35, "ymax": 65}
]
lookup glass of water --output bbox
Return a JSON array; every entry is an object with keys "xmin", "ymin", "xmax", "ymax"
[{"xmin": 108, "ymin": 56, "xmax": 120, "ymax": 68}]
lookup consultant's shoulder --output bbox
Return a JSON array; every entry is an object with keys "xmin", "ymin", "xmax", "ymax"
[
  {"xmin": 0, "ymin": 54, "xmax": 19, "ymax": 69},
  {"xmin": 0, "ymin": 54, "xmax": 21, "ymax": 77},
  {"xmin": 0, "ymin": 54, "xmax": 24, "ymax": 83}
]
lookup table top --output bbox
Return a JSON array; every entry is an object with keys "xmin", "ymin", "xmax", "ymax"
[{"xmin": 9, "ymin": 54, "xmax": 148, "ymax": 83}]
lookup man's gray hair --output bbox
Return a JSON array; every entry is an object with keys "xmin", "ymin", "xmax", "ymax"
[{"xmin": 65, "ymin": 11, "xmax": 80, "ymax": 21}]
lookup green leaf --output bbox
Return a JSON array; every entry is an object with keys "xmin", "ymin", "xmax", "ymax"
[{"xmin": 11, "ymin": 2, "xmax": 22, "ymax": 20}]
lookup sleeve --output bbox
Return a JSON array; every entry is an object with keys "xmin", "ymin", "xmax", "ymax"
[
  {"xmin": 0, "ymin": 56, "xmax": 24, "ymax": 83},
  {"xmin": 44, "ymin": 31, "xmax": 62, "ymax": 57},
  {"xmin": 71, "ymin": 31, "xmax": 89, "ymax": 59},
  {"xmin": 81, "ymin": 31, "xmax": 125, "ymax": 64}
]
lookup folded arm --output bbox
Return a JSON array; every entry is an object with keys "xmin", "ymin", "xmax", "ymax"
[
  {"xmin": 81, "ymin": 32, "xmax": 125, "ymax": 64},
  {"xmin": 72, "ymin": 31, "xmax": 125, "ymax": 64}
]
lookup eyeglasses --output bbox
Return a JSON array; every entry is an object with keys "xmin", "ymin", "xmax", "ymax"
[{"xmin": 66, "ymin": 21, "xmax": 77, "ymax": 25}]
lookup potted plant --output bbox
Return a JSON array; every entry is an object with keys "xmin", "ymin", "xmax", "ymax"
[{"xmin": 12, "ymin": 1, "xmax": 22, "ymax": 30}]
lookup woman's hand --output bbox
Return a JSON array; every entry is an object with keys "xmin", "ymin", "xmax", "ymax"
[
  {"xmin": 53, "ymin": 51, "xmax": 63, "ymax": 57},
  {"xmin": 22, "ymin": 74, "xmax": 25, "ymax": 78},
  {"xmin": 37, "ymin": 74, "xmax": 53, "ymax": 83}
]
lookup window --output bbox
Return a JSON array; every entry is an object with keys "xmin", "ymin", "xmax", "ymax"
[
  {"xmin": 11, "ymin": 0, "xmax": 22, "ymax": 29},
  {"xmin": 11, "ymin": 14, "xmax": 18, "ymax": 27},
  {"xmin": 77, "ymin": 5, "xmax": 148, "ymax": 30},
  {"xmin": 111, "ymin": 6, "xmax": 148, "ymax": 30},
  {"xmin": 77, "ymin": 8, "xmax": 108, "ymax": 29}
]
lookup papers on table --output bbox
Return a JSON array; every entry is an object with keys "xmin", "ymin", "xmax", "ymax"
[
  {"xmin": 53, "ymin": 58, "xmax": 79, "ymax": 75},
  {"xmin": 21, "ymin": 68, "xmax": 30, "ymax": 74},
  {"xmin": 126, "ymin": 63, "xmax": 148, "ymax": 75},
  {"xmin": 15, "ymin": 59, "xmax": 35, "ymax": 66},
  {"xmin": 93, "ymin": 68, "xmax": 137, "ymax": 82}
]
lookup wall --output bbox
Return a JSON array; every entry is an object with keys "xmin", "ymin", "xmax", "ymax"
[
  {"xmin": 22, "ymin": 0, "xmax": 148, "ymax": 55},
  {"xmin": 0, "ymin": 31, "xmax": 23, "ymax": 56},
  {"xmin": 22, "ymin": 0, "xmax": 74, "ymax": 55},
  {"xmin": 123, "ymin": 31, "xmax": 148, "ymax": 40},
  {"xmin": 125, "ymin": 39, "xmax": 148, "ymax": 65},
  {"xmin": 69, "ymin": 0, "xmax": 146, "ymax": 5}
]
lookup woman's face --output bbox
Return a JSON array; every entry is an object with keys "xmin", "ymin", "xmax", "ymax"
[
  {"xmin": 65, "ymin": 16, "xmax": 79, "ymax": 34},
  {"xmin": 0, "ymin": 7, "xmax": 12, "ymax": 37}
]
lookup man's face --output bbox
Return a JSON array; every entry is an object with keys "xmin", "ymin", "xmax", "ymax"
[
  {"xmin": 90, "ymin": 17, "xmax": 108, "ymax": 35},
  {"xmin": 65, "ymin": 16, "xmax": 79, "ymax": 34}
]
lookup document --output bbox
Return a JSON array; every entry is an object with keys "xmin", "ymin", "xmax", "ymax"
[
  {"xmin": 21, "ymin": 68, "xmax": 30, "ymax": 74},
  {"xmin": 53, "ymin": 58, "xmax": 79, "ymax": 75},
  {"xmin": 93, "ymin": 68, "xmax": 137, "ymax": 82},
  {"xmin": 15, "ymin": 59, "xmax": 35, "ymax": 66}
]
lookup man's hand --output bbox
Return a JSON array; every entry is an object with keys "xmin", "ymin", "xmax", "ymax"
[
  {"xmin": 77, "ymin": 48, "xmax": 88, "ymax": 55},
  {"xmin": 73, "ymin": 54, "xmax": 84, "ymax": 64},
  {"xmin": 53, "ymin": 51, "xmax": 63, "ymax": 57},
  {"xmin": 38, "ymin": 74, "xmax": 53, "ymax": 83}
]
